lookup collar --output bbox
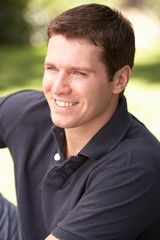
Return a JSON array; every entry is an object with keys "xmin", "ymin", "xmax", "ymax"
[{"xmin": 80, "ymin": 96, "xmax": 131, "ymax": 160}]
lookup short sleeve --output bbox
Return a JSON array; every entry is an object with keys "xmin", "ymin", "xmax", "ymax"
[
  {"xmin": 0, "ymin": 92, "xmax": 24, "ymax": 148},
  {"xmin": 0, "ymin": 90, "xmax": 46, "ymax": 149},
  {"xmin": 52, "ymin": 166, "xmax": 160, "ymax": 240}
]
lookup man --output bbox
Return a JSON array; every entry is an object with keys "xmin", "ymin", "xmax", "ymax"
[{"xmin": 0, "ymin": 3, "xmax": 160, "ymax": 240}]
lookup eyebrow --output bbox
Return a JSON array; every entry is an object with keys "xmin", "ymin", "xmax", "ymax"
[
  {"xmin": 44, "ymin": 62, "xmax": 54, "ymax": 66},
  {"xmin": 70, "ymin": 66, "xmax": 95, "ymax": 73}
]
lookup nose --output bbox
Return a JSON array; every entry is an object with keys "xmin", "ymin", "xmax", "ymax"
[{"xmin": 52, "ymin": 71, "xmax": 72, "ymax": 95}]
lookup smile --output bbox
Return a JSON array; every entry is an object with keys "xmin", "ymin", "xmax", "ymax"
[{"xmin": 55, "ymin": 100, "xmax": 78, "ymax": 107}]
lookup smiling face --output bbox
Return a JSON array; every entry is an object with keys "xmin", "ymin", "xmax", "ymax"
[{"xmin": 43, "ymin": 35, "xmax": 119, "ymax": 131}]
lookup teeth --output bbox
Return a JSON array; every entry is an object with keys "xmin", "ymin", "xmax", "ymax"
[{"xmin": 56, "ymin": 100, "xmax": 76, "ymax": 107}]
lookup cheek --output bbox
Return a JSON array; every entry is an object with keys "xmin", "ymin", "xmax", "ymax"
[
  {"xmin": 42, "ymin": 72, "xmax": 51, "ymax": 93},
  {"xmin": 81, "ymin": 86, "xmax": 102, "ymax": 112},
  {"xmin": 91, "ymin": 84, "xmax": 112, "ymax": 107}
]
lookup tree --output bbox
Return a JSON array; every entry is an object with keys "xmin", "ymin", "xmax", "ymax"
[{"xmin": 0, "ymin": 0, "xmax": 31, "ymax": 44}]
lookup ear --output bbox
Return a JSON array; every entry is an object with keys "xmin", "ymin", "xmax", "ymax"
[{"xmin": 112, "ymin": 65, "xmax": 131, "ymax": 95}]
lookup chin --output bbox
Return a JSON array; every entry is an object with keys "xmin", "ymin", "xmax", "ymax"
[{"xmin": 52, "ymin": 119, "xmax": 72, "ymax": 129}]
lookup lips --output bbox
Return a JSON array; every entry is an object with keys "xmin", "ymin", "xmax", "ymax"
[{"xmin": 55, "ymin": 99, "xmax": 78, "ymax": 107}]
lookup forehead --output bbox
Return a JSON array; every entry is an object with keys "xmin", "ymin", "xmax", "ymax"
[
  {"xmin": 46, "ymin": 35, "xmax": 103, "ymax": 64},
  {"xmin": 48, "ymin": 34, "xmax": 98, "ymax": 49}
]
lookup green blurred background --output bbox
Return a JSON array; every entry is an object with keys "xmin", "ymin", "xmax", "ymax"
[{"xmin": 0, "ymin": 0, "xmax": 160, "ymax": 204}]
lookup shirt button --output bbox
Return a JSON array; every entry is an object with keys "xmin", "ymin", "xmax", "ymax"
[{"xmin": 54, "ymin": 153, "xmax": 61, "ymax": 161}]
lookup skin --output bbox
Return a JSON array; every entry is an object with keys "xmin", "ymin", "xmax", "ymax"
[
  {"xmin": 43, "ymin": 35, "xmax": 131, "ymax": 239},
  {"xmin": 45, "ymin": 234, "xmax": 59, "ymax": 240}
]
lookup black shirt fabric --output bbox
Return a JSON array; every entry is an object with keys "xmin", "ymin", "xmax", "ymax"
[
  {"xmin": 0, "ymin": 194, "xmax": 22, "ymax": 240},
  {"xmin": 0, "ymin": 90, "xmax": 160, "ymax": 240}
]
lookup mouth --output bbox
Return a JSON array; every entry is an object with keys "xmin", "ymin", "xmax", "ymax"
[{"xmin": 55, "ymin": 99, "xmax": 78, "ymax": 107}]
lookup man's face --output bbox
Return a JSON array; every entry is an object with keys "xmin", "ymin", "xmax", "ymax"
[{"xmin": 43, "ymin": 35, "xmax": 117, "ymax": 130}]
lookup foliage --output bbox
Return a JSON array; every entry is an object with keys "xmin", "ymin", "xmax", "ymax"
[
  {"xmin": 0, "ymin": 0, "xmax": 159, "ymax": 45},
  {"xmin": 0, "ymin": 45, "xmax": 45, "ymax": 93},
  {"xmin": 0, "ymin": 0, "xmax": 31, "ymax": 44},
  {"xmin": 24, "ymin": 0, "xmax": 121, "ymax": 46}
]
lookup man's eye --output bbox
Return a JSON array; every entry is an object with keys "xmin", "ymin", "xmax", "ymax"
[
  {"xmin": 74, "ymin": 71, "xmax": 86, "ymax": 76},
  {"xmin": 48, "ymin": 67, "xmax": 57, "ymax": 71}
]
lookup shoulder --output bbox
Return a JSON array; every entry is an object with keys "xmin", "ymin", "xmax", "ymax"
[
  {"xmin": 88, "ymin": 117, "xmax": 160, "ymax": 184},
  {"xmin": 0, "ymin": 90, "xmax": 52, "ymax": 139},
  {"xmin": 125, "ymin": 116, "xmax": 160, "ymax": 180},
  {"xmin": 86, "ymin": 138, "xmax": 160, "ymax": 204},
  {"xmin": 0, "ymin": 90, "xmax": 49, "ymax": 120},
  {"xmin": 0, "ymin": 90, "xmax": 46, "ymax": 109}
]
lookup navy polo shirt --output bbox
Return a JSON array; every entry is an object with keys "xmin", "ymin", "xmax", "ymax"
[{"xmin": 0, "ymin": 90, "xmax": 160, "ymax": 240}]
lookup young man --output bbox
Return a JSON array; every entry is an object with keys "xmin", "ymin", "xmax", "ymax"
[{"xmin": 0, "ymin": 4, "xmax": 160, "ymax": 240}]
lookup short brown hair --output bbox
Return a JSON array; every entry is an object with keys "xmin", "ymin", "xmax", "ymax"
[{"xmin": 48, "ymin": 3, "xmax": 135, "ymax": 82}]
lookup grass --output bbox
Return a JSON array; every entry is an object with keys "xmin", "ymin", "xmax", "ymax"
[{"xmin": 0, "ymin": 43, "xmax": 160, "ymax": 204}]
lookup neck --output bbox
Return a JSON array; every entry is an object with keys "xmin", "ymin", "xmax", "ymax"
[
  {"xmin": 65, "ymin": 127, "xmax": 93, "ymax": 159},
  {"xmin": 64, "ymin": 96, "xmax": 119, "ymax": 159}
]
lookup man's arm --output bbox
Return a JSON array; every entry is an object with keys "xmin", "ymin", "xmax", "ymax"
[{"xmin": 45, "ymin": 234, "xmax": 59, "ymax": 240}]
